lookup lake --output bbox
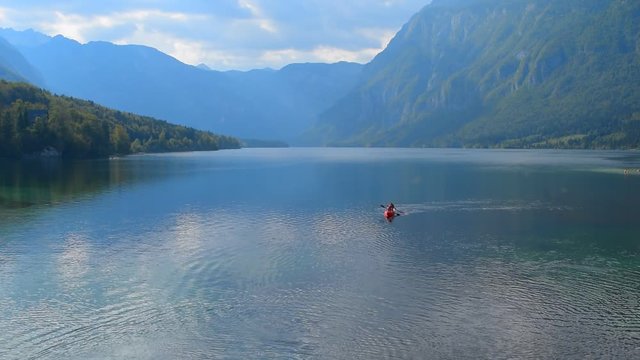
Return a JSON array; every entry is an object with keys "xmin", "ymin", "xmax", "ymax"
[{"xmin": 1, "ymin": 148, "xmax": 639, "ymax": 359}]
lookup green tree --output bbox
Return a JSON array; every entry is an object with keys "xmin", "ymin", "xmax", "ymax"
[
  {"xmin": 130, "ymin": 138, "xmax": 143, "ymax": 153},
  {"xmin": 111, "ymin": 124, "xmax": 130, "ymax": 155}
]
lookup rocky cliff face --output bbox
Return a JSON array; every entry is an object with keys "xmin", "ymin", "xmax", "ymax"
[{"xmin": 309, "ymin": 0, "xmax": 640, "ymax": 149}]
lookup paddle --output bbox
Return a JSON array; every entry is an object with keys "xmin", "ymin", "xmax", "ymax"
[{"xmin": 380, "ymin": 204, "xmax": 403, "ymax": 215}]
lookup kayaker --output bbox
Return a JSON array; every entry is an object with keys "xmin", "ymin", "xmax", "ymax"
[{"xmin": 384, "ymin": 203, "xmax": 397, "ymax": 220}]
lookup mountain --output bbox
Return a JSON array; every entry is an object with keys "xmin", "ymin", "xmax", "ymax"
[
  {"xmin": 224, "ymin": 61, "xmax": 364, "ymax": 141},
  {"xmin": 0, "ymin": 29, "xmax": 363, "ymax": 142},
  {"xmin": 308, "ymin": 0, "xmax": 640, "ymax": 149},
  {"xmin": 0, "ymin": 80, "xmax": 240, "ymax": 159},
  {"xmin": 0, "ymin": 36, "xmax": 44, "ymax": 85}
]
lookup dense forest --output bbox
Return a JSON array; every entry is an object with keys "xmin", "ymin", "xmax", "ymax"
[{"xmin": 0, "ymin": 80, "xmax": 241, "ymax": 158}]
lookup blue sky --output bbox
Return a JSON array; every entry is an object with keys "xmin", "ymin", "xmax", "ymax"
[{"xmin": 0, "ymin": 0, "xmax": 429, "ymax": 70}]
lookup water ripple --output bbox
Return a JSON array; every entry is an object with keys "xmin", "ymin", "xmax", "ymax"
[{"xmin": 1, "ymin": 150, "xmax": 640, "ymax": 359}]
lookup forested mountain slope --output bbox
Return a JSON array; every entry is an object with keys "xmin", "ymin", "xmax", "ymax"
[
  {"xmin": 0, "ymin": 81, "xmax": 240, "ymax": 159},
  {"xmin": 309, "ymin": 0, "xmax": 640, "ymax": 149}
]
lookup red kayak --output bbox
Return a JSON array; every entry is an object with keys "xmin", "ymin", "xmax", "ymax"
[{"xmin": 384, "ymin": 209, "xmax": 396, "ymax": 219}]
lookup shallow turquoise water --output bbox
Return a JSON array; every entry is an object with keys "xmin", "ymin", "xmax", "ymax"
[{"xmin": 0, "ymin": 148, "xmax": 639, "ymax": 359}]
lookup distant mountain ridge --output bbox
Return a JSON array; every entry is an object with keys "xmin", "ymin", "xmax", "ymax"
[
  {"xmin": 0, "ymin": 36, "xmax": 44, "ymax": 86},
  {"xmin": 308, "ymin": 0, "xmax": 640, "ymax": 149},
  {"xmin": 0, "ymin": 28, "xmax": 363, "ymax": 142}
]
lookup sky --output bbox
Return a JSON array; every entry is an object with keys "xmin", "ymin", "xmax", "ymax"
[{"xmin": 0, "ymin": 0, "xmax": 429, "ymax": 71}]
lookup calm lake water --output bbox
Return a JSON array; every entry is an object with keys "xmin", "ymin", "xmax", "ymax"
[{"xmin": 1, "ymin": 148, "xmax": 639, "ymax": 359}]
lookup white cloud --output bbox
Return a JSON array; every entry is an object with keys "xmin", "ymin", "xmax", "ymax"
[
  {"xmin": 0, "ymin": 1, "xmax": 428, "ymax": 70},
  {"xmin": 124, "ymin": 9, "xmax": 192, "ymax": 22},
  {"xmin": 0, "ymin": 6, "xmax": 28, "ymax": 29},
  {"xmin": 236, "ymin": 0, "xmax": 278, "ymax": 33},
  {"xmin": 171, "ymin": 39, "xmax": 209, "ymax": 65},
  {"xmin": 231, "ymin": 16, "xmax": 278, "ymax": 36},
  {"xmin": 37, "ymin": 9, "xmax": 204, "ymax": 44},
  {"xmin": 200, "ymin": 50, "xmax": 248, "ymax": 70},
  {"xmin": 237, "ymin": 0, "xmax": 260, "ymax": 15},
  {"xmin": 259, "ymin": 45, "xmax": 382, "ymax": 68},
  {"xmin": 356, "ymin": 27, "xmax": 398, "ymax": 48},
  {"xmin": 116, "ymin": 30, "xmax": 209, "ymax": 65},
  {"xmin": 251, "ymin": 26, "xmax": 395, "ymax": 68},
  {"xmin": 311, "ymin": 45, "xmax": 382, "ymax": 64},
  {"xmin": 259, "ymin": 48, "xmax": 304, "ymax": 64},
  {"xmin": 42, "ymin": 11, "xmax": 89, "ymax": 42}
]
